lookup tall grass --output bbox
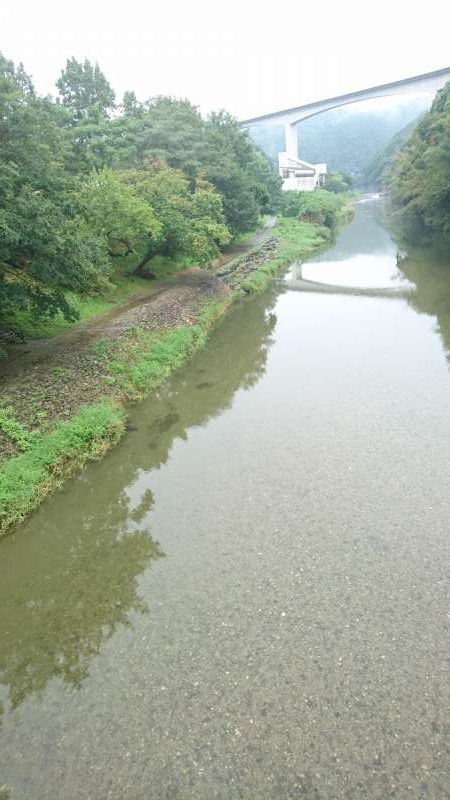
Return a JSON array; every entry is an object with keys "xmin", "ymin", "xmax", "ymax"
[
  {"xmin": 0, "ymin": 401, "xmax": 126, "ymax": 535},
  {"xmin": 241, "ymin": 218, "xmax": 331, "ymax": 294}
]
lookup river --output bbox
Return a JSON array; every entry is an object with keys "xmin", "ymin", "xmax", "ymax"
[{"xmin": 1, "ymin": 198, "xmax": 450, "ymax": 799}]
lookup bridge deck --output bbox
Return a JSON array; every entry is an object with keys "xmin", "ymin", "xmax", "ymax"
[{"xmin": 241, "ymin": 67, "xmax": 450, "ymax": 126}]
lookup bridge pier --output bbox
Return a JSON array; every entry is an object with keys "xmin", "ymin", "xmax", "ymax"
[{"xmin": 284, "ymin": 122, "xmax": 299, "ymax": 160}]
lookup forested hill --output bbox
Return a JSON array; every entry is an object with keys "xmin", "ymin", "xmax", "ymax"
[
  {"xmin": 249, "ymin": 100, "xmax": 428, "ymax": 185},
  {"xmin": 388, "ymin": 81, "xmax": 450, "ymax": 240},
  {"xmin": 363, "ymin": 119, "xmax": 418, "ymax": 189},
  {"xmin": 0, "ymin": 54, "xmax": 281, "ymax": 327}
]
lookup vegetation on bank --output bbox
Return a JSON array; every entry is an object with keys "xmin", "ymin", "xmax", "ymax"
[
  {"xmin": 363, "ymin": 119, "xmax": 417, "ymax": 190},
  {"xmin": 240, "ymin": 192, "xmax": 353, "ymax": 294},
  {"xmin": 280, "ymin": 188, "xmax": 355, "ymax": 228},
  {"xmin": 239, "ymin": 218, "xmax": 331, "ymax": 293},
  {"xmin": 323, "ymin": 171, "xmax": 353, "ymax": 194},
  {"xmin": 0, "ymin": 49, "xmax": 353, "ymax": 534},
  {"xmin": 0, "ymin": 206, "xmax": 353, "ymax": 536},
  {"xmin": 387, "ymin": 80, "xmax": 450, "ymax": 240},
  {"xmin": 0, "ymin": 402, "xmax": 126, "ymax": 533},
  {"xmin": 0, "ymin": 53, "xmax": 281, "ymax": 345}
]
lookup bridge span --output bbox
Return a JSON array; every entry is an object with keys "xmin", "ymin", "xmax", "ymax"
[{"xmin": 241, "ymin": 67, "xmax": 450, "ymax": 164}]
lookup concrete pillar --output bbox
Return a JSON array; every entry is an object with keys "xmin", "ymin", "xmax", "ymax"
[{"xmin": 284, "ymin": 122, "xmax": 299, "ymax": 160}]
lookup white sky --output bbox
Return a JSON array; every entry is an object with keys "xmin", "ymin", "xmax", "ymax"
[{"xmin": 1, "ymin": 0, "xmax": 449, "ymax": 118}]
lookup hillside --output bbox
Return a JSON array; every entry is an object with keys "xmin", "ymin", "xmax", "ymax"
[
  {"xmin": 364, "ymin": 118, "xmax": 418, "ymax": 188},
  {"xmin": 388, "ymin": 81, "xmax": 450, "ymax": 239},
  {"xmin": 249, "ymin": 99, "xmax": 428, "ymax": 185}
]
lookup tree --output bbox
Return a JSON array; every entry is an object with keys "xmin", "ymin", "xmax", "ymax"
[
  {"xmin": 0, "ymin": 51, "xmax": 282, "ymax": 335},
  {"xmin": 203, "ymin": 111, "xmax": 281, "ymax": 234},
  {"xmin": 125, "ymin": 161, "xmax": 230, "ymax": 273},
  {"xmin": 0, "ymin": 54, "xmax": 110, "ymax": 324},
  {"xmin": 56, "ymin": 58, "xmax": 115, "ymax": 123},
  {"xmin": 76, "ymin": 170, "xmax": 161, "ymax": 258},
  {"xmin": 280, "ymin": 189, "xmax": 343, "ymax": 228},
  {"xmin": 122, "ymin": 91, "xmax": 144, "ymax": 118},
  {"xmin": 323, "ymin": 171, "xmax": 353, "ymax": 193},
  {"xmin": 388, "ymin": 81, "xmax": 450, "ymax": 239}
]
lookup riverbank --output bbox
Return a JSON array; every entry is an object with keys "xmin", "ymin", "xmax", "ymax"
[{"xmin": 0, "ymin": 216, "xmax": 336, "ymax": 536}]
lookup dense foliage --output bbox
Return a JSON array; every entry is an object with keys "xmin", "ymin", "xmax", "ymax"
[
  {"xmin": 280, "ymin": 189, "xmax": 347, "ymax": 228},
  {"xmin": 0, "ymin": 53, "xmax": 281, "ymax": 327},
  {"xmin": 363, "ymin": 119, "xmax": 417, "ymax": 189},
  {"xmin": 323, "ymin": 171, "xmax": 353, "ymax": 193},
  {"xmin": 387, "ymin": 82, "xmax": 450, "ymax": 239}
]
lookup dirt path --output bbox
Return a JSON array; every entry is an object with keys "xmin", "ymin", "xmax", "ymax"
[
  {"xmin": 0, "ymin": 220, "xmax": 278, "ymax": 457},
  {"xmin": 0, "ymin": 218, "xmax": 276, "ymax": 380}
]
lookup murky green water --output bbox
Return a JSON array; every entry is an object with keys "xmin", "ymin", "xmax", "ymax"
[{"xmin": 1, "ymin": 199, "xmax": 450, "ymax": 799}]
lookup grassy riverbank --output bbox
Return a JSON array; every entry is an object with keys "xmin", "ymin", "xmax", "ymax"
[{"xmin": 0, "ymin": 212, "xmax": 350, "ymax": 536}]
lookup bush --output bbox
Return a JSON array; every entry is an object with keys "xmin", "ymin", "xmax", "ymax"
[
  {"xmin": 280, "ymin": 189, "xmax": 346, "ymax": 228},
  {"xmin": 323, "ymin": 171, "xmax": 353, "ymax": 193}
]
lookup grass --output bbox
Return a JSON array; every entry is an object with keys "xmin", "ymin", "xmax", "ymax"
[
  {"xmin": 0, "ymin": 401, "xmax": 126, "ymax": 535},
  {"xmin": 240, "ymin": 217, "xmax": 331, "ymax": 294},
  {"xmin": 231, "ymin": 215, "xmax": 269, "ymax": 246},
  {"xmin": 99, "ymin": 294, "xmax": 234, "ymax": 400},
  {"xmin": 2, "ymin": 219, "xmax": 271, "ymax": 343},
  {"xmin": 3, "ymin": 276, "xmax": 152, "ymax": 339},
  {"xmin": 0, "ymin": 215, "xmax": 346, "ymax": 536},
  {"xmin": 0, "ymin": 404, "xmax": 39, "ymax": 452},
  {"xmin": 0, "ymin": 295, "xmax": 234, "ymax": 536}
]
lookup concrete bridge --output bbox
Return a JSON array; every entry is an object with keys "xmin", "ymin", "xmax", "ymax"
[{"xmin": 241, "ymin": 67, "xmax": 450, "ymax": 163}]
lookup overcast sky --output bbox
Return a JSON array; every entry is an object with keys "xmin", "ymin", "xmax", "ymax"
[{"xmin": 1, "ymin": 0, "xmax": 449, "ymax": 118}]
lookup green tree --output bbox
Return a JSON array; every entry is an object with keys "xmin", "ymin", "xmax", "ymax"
[
  {"xmin": 204, "ymin": 111, "xmax": 281, "ymax": 234},
  {"xmin": 76, "ymin": 170, "xmax": 162, "ymax": 258},
  {"xmin": 388, "ymin": 81, "xmax": 450, "ymax": 239},
  {"xmin": 0, "ymin": 54, "xmax": 110, "ymax": 324},
  {"xmin": 324, "ymin": 171, "xmax": 353, "ymax": 193},
  {"xmin": 56, "ymin": 57, "xmax": 115, "ymax": 123},
  {"xmin": 280, "ymin": 189, "xmax": 344, "ymax": 228},
  {"xmin": 122, "ymin": 90, "xmax": 144, "ymax": 118},
  {"xmin": 126, "ymin": 161, "xmax": 230, "ymax": 272}
]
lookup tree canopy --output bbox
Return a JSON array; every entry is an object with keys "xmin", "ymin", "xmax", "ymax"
[
  {"xmin": 0, "ymin": 54, "xmax": 281, "ymax": 328},
  {"xmin": 387, "ymin": 81, "xmax": 450, "ymax": 240}
]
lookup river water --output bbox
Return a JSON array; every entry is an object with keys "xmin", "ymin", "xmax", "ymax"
[{"xmin": 1, "ymin": 199, "xmax": 450, "ymax": 799}]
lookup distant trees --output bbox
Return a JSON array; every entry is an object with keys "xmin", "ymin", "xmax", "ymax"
[
  {"xmin": 325, "ymin": 171, "xmax": 353, "ymax": 193},
  {"xmin": 363, "ymin": 119, "xmax": 417, "ymax": 189},
  {"xmin": 388, "ymin": 81, "xmax": 450, "ymax": 239},
  {"xmin": 0, "ymin": 54, "xmax": 281, "ymax": 327},
  {"xmin": 249, "ymin": 101, "xmax": 428, "ymax": 185},
  {"xmin": 280, "ymin": 189, "xmax": 346, "ymax": 228},
  {"xmin": 323, "ymin": 171, "xmax": 353, "ymax": 193}
]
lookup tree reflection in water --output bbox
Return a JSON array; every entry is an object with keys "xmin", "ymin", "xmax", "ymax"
[
  {"xmin": 0, "ymin": 490, "xmax": 163, "ymax": 713},
  {"xmin": 0, "ymin": 289, "xmax": 279, "ymax": 716}
]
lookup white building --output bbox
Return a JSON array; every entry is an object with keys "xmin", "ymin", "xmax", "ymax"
[{"xmin": 278, "ymin": 152, "xmax": 327, "ymax": 192}]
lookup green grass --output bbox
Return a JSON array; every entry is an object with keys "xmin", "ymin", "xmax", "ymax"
[
  {"xmin": 0, "ymin": 404, "xmax": 39, "ymax": 452},
  {"xmin": 240, "ymin": 217, "xmax": 331, "ymax": 294},
  {"xmin": 0, "ymin": 401, "xmax": 126, "ymax": 536},
  {"xmin": 3, "ymin": 277, "xmax": 152, "ymax": 339},
  {"xmin": 231, "ymin": 216, "xmax": 268, "ymax": 246},
  {"xmin": 0, "ymin": 215, "xmax": 343, "ymax": 536},
  {"xmin": 100, "ymin": 294, "xmax": 234, "ymax": 400},
  {"xmin": 2, "ymin": 220, "xmax": 270, "ymax": 342},
  {"xmin": 0, "ymin": 296, "xmax": 234, "ymax": 535}
]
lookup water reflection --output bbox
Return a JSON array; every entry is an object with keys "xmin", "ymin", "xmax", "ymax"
[
  {"xmin": 399, "ymin": 241, "xmax": 450, "ymax": 360},
  {"xmin": 0, "ymin": 491, "xmax": 163, "ymax": 714},
  {"xmin": 113, "ymin": 290, "xmax": 278, "ymax": 480},
  {"xmin": 298, "ymin": 200, "xmax": 412, "ymax": 290},
  {"xmin": 0, "ymin": 290, "xmax": 278, "ymax": 715}
]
